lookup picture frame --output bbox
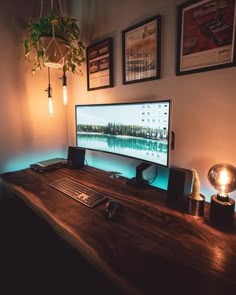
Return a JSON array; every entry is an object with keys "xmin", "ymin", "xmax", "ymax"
[
  {"xmin": 86, "ymin": 37, "xmax": 113, "ymax": 91},
  {"xmin": 176, "ymin": 0, "xmax": 236, "ymax": 76},
  {"xmin": 122, "ymin": 15, "xmax": 161, "ymax": 85}
]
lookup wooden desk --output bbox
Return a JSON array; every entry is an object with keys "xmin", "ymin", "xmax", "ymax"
[{"xmin": 1, "ymin": 166, "xmax": 236, "ymax": 295}]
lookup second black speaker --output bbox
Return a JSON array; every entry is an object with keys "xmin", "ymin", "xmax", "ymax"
[
  {"xmin": 166, "ymin": 167, "xmax": 193, "ymax": 211},
  {"xmin": 67, "ymin": 146, "xmax": 85, "ymax": 169}
]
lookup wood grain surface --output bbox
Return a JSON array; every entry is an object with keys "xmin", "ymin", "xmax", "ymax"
[{"xmin": 1, "ymin": 166, "xmax": 236, "ymax": 295}]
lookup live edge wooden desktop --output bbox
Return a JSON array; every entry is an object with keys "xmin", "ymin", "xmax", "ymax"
[{"xmin": 1, "ymin": 165, "xmax": 236, "ymax": 295}]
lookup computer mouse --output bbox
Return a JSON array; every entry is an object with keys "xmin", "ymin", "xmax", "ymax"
[{"xmin": 102, "ymin": 200, "xmax": 121, "ymax": 220}]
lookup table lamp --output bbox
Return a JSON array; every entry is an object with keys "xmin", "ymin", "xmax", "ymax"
[{"xmin": 208, "ymin": 163, "xmax": 236, "ymax": 229}]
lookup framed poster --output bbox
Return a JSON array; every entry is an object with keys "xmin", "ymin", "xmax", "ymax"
[
  {"xmin": 122, "ymin": 15, "xmax": 161, "ymax": 85},
  {"xmin": 86, "ymin": 37, "xmax": 113, "ymax": 91},
  {"xmin": 176, "ymin": 0, "xmax": 236, "ymax": 75}
]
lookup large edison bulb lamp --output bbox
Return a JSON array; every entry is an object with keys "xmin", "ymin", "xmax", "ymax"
[{"xmin": 208, "ymin": 163, "xmax": 236, "ymax": 229}]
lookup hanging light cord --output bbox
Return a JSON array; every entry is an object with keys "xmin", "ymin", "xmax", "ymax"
[
  {"xmin": 46, "ymin": 67, "xmax": 52, "ymax": 96},
  {"xmin": 62, "ymin": 70, "xmax": 66, "ymax": 86},
  {"xmin": 48, "ymin": 67, "xmax": 50, "ymax": 85}
]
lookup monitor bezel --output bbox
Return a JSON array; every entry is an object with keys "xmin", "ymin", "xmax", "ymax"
[{"xmin": 75, "ymin": 100, "xmax": 171, "ymax": 168}]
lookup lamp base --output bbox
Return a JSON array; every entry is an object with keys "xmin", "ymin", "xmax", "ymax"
[{"xmin": 210, "ymin": 195, "xmax": 235, "ymax": 229}]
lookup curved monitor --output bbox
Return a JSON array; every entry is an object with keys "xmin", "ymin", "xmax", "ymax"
[{"xmin": 75, "ymin": 100, "xmax": 171, "ymax": 167}]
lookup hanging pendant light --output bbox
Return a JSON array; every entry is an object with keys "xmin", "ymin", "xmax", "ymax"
[
  {"xmin": 45, "ymin": 68, "xmax": 53, "ymax": 116},
  {"xmin": 61, "ymin": 70, "xmax": 68, "ymax": 105}
]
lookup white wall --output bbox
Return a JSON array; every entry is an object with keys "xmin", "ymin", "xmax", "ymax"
[
  {"xmin": 66, "ymin": 0, "xmax": 236, "ymax": 203},
  {"xmin": 0, "ymin": 0, "xmax": 68, "ymax": 174},
  {"xmin": 0, "ymin": 0, "xmax": 235, "ymax": 204}
]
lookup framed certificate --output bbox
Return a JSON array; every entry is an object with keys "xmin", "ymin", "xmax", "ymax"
[
  {"xmin": 122, "ymin": 15, "xmax": 161, "ymax": 84},
  {"xmin": 87, "ymin": 37, "xmax": 113, "ymax": 90}
]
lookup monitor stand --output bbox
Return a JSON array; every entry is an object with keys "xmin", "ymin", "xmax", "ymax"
[{"xmin": 127, "ymin": 162, "xmax": 152, "ymax": 188}]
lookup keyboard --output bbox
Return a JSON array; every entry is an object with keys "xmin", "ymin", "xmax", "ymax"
[{"xmin": 50, "ymin": 177, "xmax": 107, "ymax": 208}]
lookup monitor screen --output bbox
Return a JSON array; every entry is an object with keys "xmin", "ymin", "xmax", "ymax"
[{"xmin": 75, "ymin": 100, "xmax": 171, "ymax": 167}]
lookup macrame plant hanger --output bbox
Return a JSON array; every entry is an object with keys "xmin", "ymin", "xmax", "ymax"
[{"xmin": 40, "ymin": 0, "xmax": 66, "ymax": 69}]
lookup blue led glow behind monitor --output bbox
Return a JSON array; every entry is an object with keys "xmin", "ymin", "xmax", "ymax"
[{"xmin": 75, "ymin": 100, "xmax": 171, "ymax": 170}]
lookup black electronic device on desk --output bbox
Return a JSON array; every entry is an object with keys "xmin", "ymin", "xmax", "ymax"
[
  {"xmin": 30, "ymin": 158, "xmax": 67, "ymax": 173},
  {"xmin": 102, "ymin": 200, "xmax": 121, "ymax": 220}
]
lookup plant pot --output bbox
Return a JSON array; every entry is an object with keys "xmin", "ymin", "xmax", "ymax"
[{"xmin": 39, "ymin": 36, "xmax": 68, "ymax": 69}]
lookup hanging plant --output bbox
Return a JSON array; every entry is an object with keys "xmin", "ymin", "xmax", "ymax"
[{"xmin": 23, "ymin": 13, "xmax": 85, "ymax": 74}]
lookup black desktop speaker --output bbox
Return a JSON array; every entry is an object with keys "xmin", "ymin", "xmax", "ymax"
[
  {"xmin": 67, "ymin": 146, "xmax": 85, "ymax": 169},
  {"xmin": 166, "ymin": 167, "xmax": 193, "ymax": 211}
]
